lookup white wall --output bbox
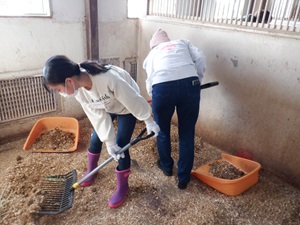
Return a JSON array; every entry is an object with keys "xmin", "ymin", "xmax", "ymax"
[
  {"xmin": 0, "ymin": 0, "xmax": 86, "ymax": 75},
  {"xmin": 138, "ymin": 19, "xmax": 300, "ymax": 188},
  {"xmin": 98, "ymin": 0, "xmax": 139, "ymax": 65},
  {"xmin": 0, "ymin": 0, "xmax": 87, "ymax": 139}
]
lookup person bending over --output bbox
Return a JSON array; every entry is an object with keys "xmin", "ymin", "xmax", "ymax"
[
  {"xmin": 43, "ymin": 55, "xmax": 160, "ymax": 207},
  {"xmin": 143, "ymin": 29, "xmax": 206, "ymax": 189}
]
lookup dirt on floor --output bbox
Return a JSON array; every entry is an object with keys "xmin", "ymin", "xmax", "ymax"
[{"xmin": 0, "ymin": 118, "xmax": 299, "ymax": 225}]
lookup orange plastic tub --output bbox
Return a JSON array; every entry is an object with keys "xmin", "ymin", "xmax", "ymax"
[
  {"xmin": 23, "ymin": 117, "xmax": 79, "ymax": 153},
  {"xmin": 191, "ymin": 153, "xmax": 261, "ymax": 196}
]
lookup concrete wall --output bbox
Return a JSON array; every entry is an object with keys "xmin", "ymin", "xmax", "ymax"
[
  {"xmin": 0, "ymin": 0, "xmax": 87, "ymax": 139},
  {"xmin": 0, "ymin": 0, "xmax": 138, "ymax": 140},
  {"xmin": 98, "ymin": 0, "xmax": 139, "ymax": 65},
  {"xmin": 137, "ymin": 19, "xmax": 300, "ymax": 188}
]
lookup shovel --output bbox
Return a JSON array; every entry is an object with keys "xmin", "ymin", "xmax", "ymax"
[
  {"xmin": 147, "ymin": 81, "xmax": 219, "ymax": 103},
  {"xmin": 200, "ymin": 81, "xmax": 219, "ymax": 89},
  {"xmin": 37, "ymin": 128, "xmax": 154, "ymax": 215}
]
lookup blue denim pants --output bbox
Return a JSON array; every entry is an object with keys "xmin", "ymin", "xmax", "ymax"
[
  {"xmin": 88, "ymin": 113, "xmax": 136, "ymax": 170},
  {"xmin": 152, "ymin": 76, "xmax": 201, "ymax": 184}
]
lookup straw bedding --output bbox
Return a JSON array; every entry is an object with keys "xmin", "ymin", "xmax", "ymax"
[{"xmin": 0, "ymin": 118, "xmax": 299, "ymax": 225}]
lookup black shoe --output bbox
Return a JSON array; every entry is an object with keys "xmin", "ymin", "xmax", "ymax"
[
  {"xmin": 178, "ymin": 182, "xmax": 188, "ymax": 190},
  {"xmin": 157, "ymin": 159, "xmax": 173, "ymax": 176}
]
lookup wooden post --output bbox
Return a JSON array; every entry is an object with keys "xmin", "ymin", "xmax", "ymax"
[{"xmin": 85, "ymin": 0, "xmax": 99, "ymax": 60}]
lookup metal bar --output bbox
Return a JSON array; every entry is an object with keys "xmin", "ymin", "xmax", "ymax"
[
  {"xmin": 234, "ymin": 0, "xmax": 242, "ymax": 25},
  {"xmin": 225, "ymin": 0, "xmax": 232, "ymax": 23},
  {"xmin": 278, "ymin": 0, "xmax": 288, "ymax": 30},
  {"xmin": 159, "ymin": 0, "xmax": 163, "ymax": 16},
  {"xmin": 224, "ymin": 1, "xmax": 229, "ymax": 23},
  {"xmin": 254, "ymin": 0, "xmax": 263, "ymax": 27},
  {"xmin": 216, "ymin": 0, "xmax": 222, "ymax": 23},
  {"xmin": 20, "ymin": 78, "xmax": 29, "ymax": 116},
  {"xmin": 179, "ymin": 0, "xmax": 185, "ymax": 19},
  {"xmin": 199, "ymin": 0, "xmax": 204, "ymax": 20},
  {"xmin": 292, "ymin": 0, "xmax": 300, "ymax": 31},
  {"xmin": 238, "ymin": 0, "xmax": 246, "ymax": 26},
  {"xmin": 162, "ymin": 0, "xmax": 167, "ymax": 17},
  {"xmin": 244, "ymin": 0, "xmax": 252, "ymax": 26},
  {"xmin": 18, "ymin": 79, "xmax": 26, "ymax": 116},
  {"xmin": 267, "ymin": 0, "xmax": 276, "ymax": 29},
  {"xmin": 249, "ymin": 0, "xmax": 258, "ymax": 27},
  {"xmin": 195, "ymin": 0, "xmax": 201, "ymax": 20},
  {"xmin": 261, "ymin": 0, "xmax": 270, "ymax": 28},
  {"xmin": 208, "ymin": 0, "xmax": 214, "ymax": 22},
  {"xmin": 187, "ymin": 0, "xmax": 193, "ymax": 20},
  {"xmin": 171, "ymin": 0, "xmax": 176, "ymax": 18},
  {"xmin": 273, "ymin": 0, "xmax": 283, "ymax": 29},
  {"xmin": 229, "ymin": 0, "xmax": 236, "ymax": 25},
  {"xmin": 183, "ymin": 0, "xmax": 189, "ymax": 19},
  {"xmin": 146, "ymin": 0, "xmax": 299, "ymax": 33},
  {"xmin": 285, "ymin": 0, "xmax": 294, "ymax": 31},
  {"xmin": 8, "ymin": 80, "xmax": 14, "ymax": 119},
  {"xmin": 191, "ymin": 0, "xmax": 197, "ymax": 20}
]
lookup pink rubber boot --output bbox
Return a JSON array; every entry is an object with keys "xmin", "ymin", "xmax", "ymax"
[
  {"xmin": 80, "ymin": 152, "xmax": 100, "ymax": 187},
  {"xmin": 108, "ymin": 168, "xmax": 130, "ymax": 208}
]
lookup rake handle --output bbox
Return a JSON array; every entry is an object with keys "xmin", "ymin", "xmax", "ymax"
[
  {"xmin": 72, "ymin": 128, "xmax": 153, "ymax": 189},
  {"xmin": 200, "ymin": 81, "xmax": 219, "ymax": 89}
]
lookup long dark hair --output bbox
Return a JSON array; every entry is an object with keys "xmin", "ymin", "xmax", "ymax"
[{"xmin": 42, "ymin": 55, "xmax": 110, "ymax": 91}]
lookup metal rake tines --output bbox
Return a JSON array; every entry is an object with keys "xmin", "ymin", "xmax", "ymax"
[{"xmin": 38, "ymin": 170, "xmax": 77, "ymax": 215}]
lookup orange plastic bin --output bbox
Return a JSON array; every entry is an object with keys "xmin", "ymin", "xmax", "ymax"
[
  {"xmin": 23, "ymin": 117, "xmax": 79, "ymax": 153},
  {"xmin": 192, "ymin": 153, "xmax": 261, "ymax": 196}
]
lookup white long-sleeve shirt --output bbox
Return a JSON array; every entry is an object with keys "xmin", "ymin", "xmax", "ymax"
[
  {"xmin": 75, "ymin": 66, "xmax": 152, "ymax": 146},
  {"xmin": 143, "ymin": 39, "xmax": 206, "ymax": 97}
]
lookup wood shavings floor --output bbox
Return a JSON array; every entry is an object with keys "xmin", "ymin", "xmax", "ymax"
[{"xmin": 0, "ymin": 118, "xmax": 299, "ymax": 225}]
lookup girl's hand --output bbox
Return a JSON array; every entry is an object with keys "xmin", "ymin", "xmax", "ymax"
[{"xmin": 107, "ymin": 144, "xmax": 124, "ymax": 161}]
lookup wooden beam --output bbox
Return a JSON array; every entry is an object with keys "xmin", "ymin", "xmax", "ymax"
[{"xmin": 85, "ymin": 0, "xmax": 99, "ymax": 60}]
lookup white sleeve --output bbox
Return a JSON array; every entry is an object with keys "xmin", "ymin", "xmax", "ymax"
[
  {"xmin": 186, "ymin": 40, "xmax": 206, "ymax": 81},
  {"xmin": 143, "ymin": 55, "xmax": 154, "ymax": 97},
  {"xmin": 80, "ymin": 102, "xmax": 116, "ymax": 147},
  {"xmin": 108, "ymin": 74, "xmax": 153, "ymax": 122}
]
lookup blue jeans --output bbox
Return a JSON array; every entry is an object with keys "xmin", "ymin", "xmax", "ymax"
[
  {"xmin": 88, "ymin": 113, "xmax": 136, "ymax": 170},
  {"xmin": 152, "ymin": 77, "xmax": 201, "ymax": 184}
]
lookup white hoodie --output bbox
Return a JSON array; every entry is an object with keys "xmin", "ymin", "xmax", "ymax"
[
  {"xmin": 75, "ymin": 66, "xmax": 152, "ymax": 146},
  {"xmin": 143, "ymin": 39, "xmax": 206, "ymax": 97}
]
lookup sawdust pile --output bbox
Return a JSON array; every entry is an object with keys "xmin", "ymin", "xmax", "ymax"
[
  {"xmin": 31, "ymin": 128, "xmax": 75, "ymax": 151},
  {"xmin": 209, "ymin": 161, "xmax": 246, "ymax": 180},
  {"xmin": 0, "ymin": 118, "xmax": 299, "ymax": 225}
]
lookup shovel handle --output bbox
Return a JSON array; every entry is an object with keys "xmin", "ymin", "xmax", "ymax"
[
  {"xmin": 72, "ymin": 128, "xmax": 154, "ymax": 189},
  {"xmin": 200, "ymin": 81, "xmax": 219, "ymax": 89},
  {"xmin": 147, "ymin": 81, "xmax": 219, "ymax": 105},
  {"xmin": 130, "ymin": 128, "xmax": 154, "ymax": 145}
]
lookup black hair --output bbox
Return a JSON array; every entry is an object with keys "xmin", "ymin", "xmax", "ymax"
[{"xmin": 42, "ymin": 55, "xmax": 110, "ymax": 92}]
